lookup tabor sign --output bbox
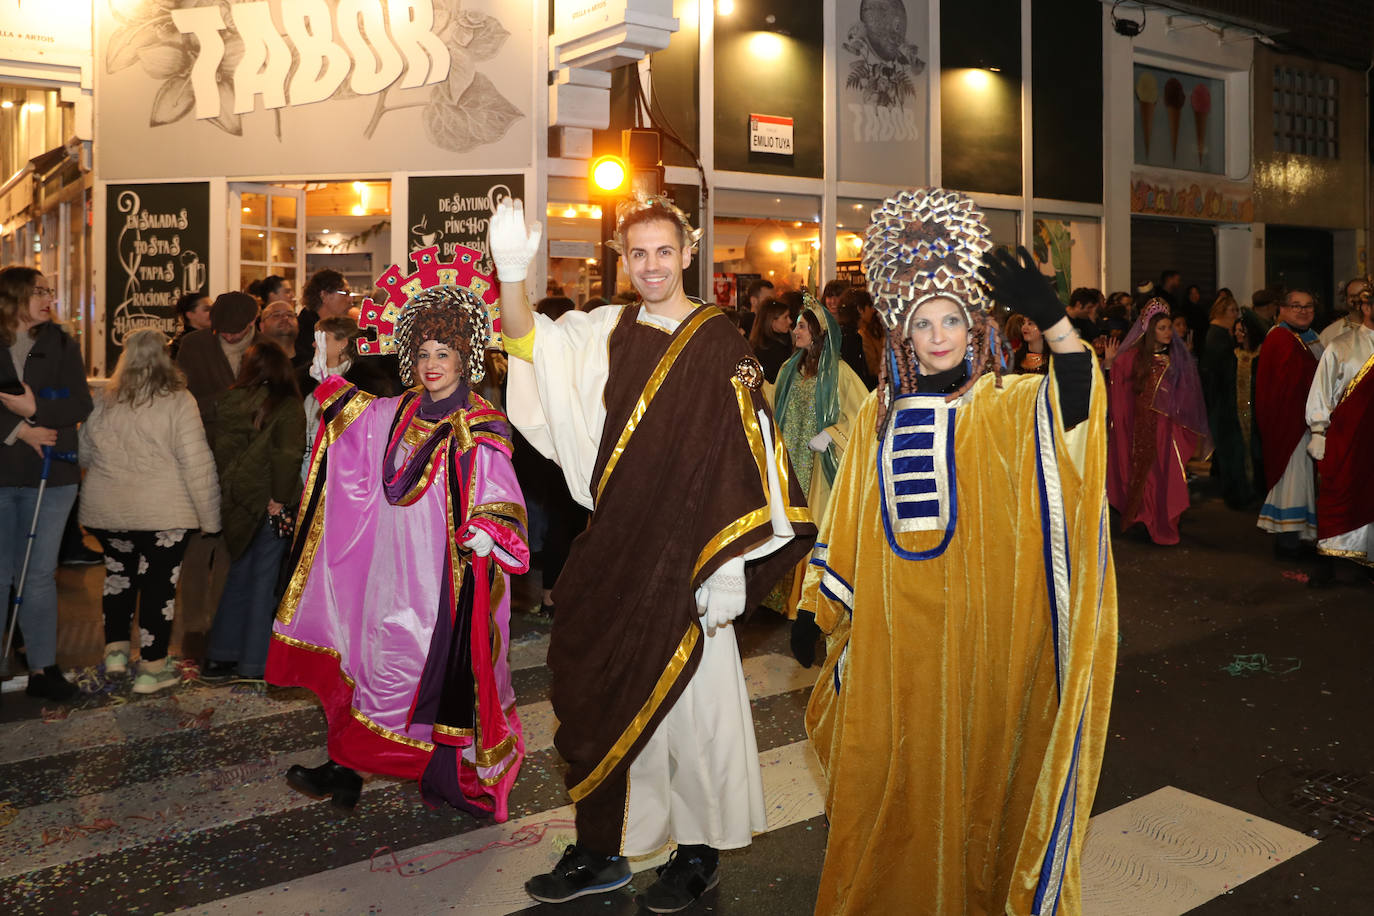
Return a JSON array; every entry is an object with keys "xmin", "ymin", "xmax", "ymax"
[
  {"xmin": 104, "ymin": 182, "xmax": 210, "ymax": 368},
  {"xmin": 749, "ymin": 114, "xmax": 794, "ymax": 156},
  {"xmin": 96, "ymin": 0, "xmax": 532, "ymax": 180}
]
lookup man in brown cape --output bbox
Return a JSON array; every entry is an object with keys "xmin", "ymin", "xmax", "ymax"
[{"xmin": 492, "ymin": 195, "xmax": 814, "ymax": 913}]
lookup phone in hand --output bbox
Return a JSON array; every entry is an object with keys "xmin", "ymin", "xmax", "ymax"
[{"xmin": 0, "ymin": 376, "xmax": 26, "ymax": 396}]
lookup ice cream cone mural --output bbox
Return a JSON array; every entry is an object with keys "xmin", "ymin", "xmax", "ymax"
[
  {"xmin": 1136, "ymin": 72, "xmax": 1158, "ymax": 155},
  {"xmin": 1164, "ymin": 77, "xmax": 1185, "ymax": 162},
  {"xmin": 1191, "ymin": 84, "xmax": 1211, "ymax": 166}
]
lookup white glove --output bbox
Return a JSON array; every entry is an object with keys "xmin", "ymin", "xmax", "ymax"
[
  {"xmin": 309, "ymin": 330, "xmax": 330, "ymax": 383},
  {"xmin": 1307, "ymin": 432, "xmax": 1326, "ymax": 461},
  {"xmin": 694, "ymin": 556, "xmax": 746, "ymax": 633},
  {"xmin": 461, "ymin": 526, "xmax": 495, "ymax": 557},
  {"xmin": 487, "ymin": 199, "xmax": 542, "ymax": 283},
  {"xmin": 808, "ymin": 430, "xmax": 832, "ymax": 452}
]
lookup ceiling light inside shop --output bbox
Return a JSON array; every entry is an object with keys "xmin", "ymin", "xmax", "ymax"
[
  {"xmin": 321, "ymin": 228, "xmax": 330, "ymax": 234},
  {"xmin": 717, "ymin": 0, "xmax": 734, "ymax": 14},
  {"xmin": 769, "ymin": 239, "xmax": 788, "ymax": 253},
  {"xmin": 0, "ymin": 101, "xmax": 12, "ymax": 109},
  {"xmin": 563, "ymin": 207, "xmax": 577, "ymax": 218}
]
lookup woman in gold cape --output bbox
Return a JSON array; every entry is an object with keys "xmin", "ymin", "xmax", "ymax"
[{"xmin": 799, "ymin": 190, "xmax": 1118, "ymax": 915}]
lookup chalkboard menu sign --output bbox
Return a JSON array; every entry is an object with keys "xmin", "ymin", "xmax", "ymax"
[
  {"xmin": 104, "ymin": 182, "xmax": 210, "ymax": 368},
  {"xmin": 407, "ymin": 174, "xmax": 525, "ymax": 276}
]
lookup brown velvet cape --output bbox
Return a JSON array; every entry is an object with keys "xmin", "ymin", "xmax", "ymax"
[{"xmin": 548, "ymin": 304, "xmax": 815, "ymax": 851}]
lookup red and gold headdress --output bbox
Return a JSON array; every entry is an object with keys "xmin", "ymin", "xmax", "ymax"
[{"xmin": 356, "ymin": 245, "xmax": 499, "ymax": 385}]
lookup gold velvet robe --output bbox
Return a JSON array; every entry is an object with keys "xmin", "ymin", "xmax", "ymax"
[{"xmin": 800, "ymin": 361, "xmax": 1117, "ymax": 915}]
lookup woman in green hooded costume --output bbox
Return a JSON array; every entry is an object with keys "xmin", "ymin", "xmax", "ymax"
[{"xmin": 765, "ymin": 294, "xmax": 869, "ymax": 618}]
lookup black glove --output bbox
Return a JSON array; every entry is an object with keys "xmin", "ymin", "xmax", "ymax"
[
  {"xmin": 790, "ymin": 610, "xmax": 822, "ymax": 668},
  {"xmin": 979, "ymin": 246, "xmax": 1067, "ymax": 331}
]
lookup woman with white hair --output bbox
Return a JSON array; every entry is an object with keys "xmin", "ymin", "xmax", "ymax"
[
  {"xmin": 799, "ymin": 190, "xmax": 1118, "ymax": 915},
  {"xmin": 80, "ymin": 329, "xmax": 220, "ymax": 694}
]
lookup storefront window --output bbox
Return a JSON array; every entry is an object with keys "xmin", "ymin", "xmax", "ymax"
[
  {"xmin": 711, "ymin": 189, "xmax": 819, "ymax": 307},
  {"xmin": 1032, "ymin": 214, "xmax": 1101, "ymax": 304},
  {"xmin": 544, "ymin": 191, "xmax": 603, "ymax": 305}
]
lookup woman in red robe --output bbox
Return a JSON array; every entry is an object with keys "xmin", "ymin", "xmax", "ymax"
[{"xmin": 1108, "ymin": 300, "xmax": 1211, "ymax": 544}]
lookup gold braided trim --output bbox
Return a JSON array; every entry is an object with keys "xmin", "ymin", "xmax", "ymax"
[
  {"xmin": 327, "ymin": 388, "xmax": 374, "ymax": 442},
  {"xmin": 690, "ymin": 378, "xmax": 813, "ymax": 580},
  {"xmin": 474, "ymin": 751, "xmax": 520, "ymax": 787},
  {"xmin": 1317, "ymin": 546, "xmax": 1372, "ymax": 567},
  {"xmin": 276, "ymin": 390, "xmax": 371, "ymax": 626},
  {"xmin": 433, "ymin": 723, "xmax": 475, "ymax": 738},
  {"xmin": 270, "ymin": 632, "xmax": 355, "ymax": 688},
  {"xmin": 1340, "ymin": 348, "xmax": 1374, "ymax": 403},
  {"xmin": 476, "ymin": 500, "xmax": 529, "ymax": 528},
  {"xmin": 276, "ymin": 488, "xmax": 326, "ymax": 627},
  {"xmin": 596, "ymin": 308, "xmax": 718, "ymax": 502},
  {"xmin": 568, "ymin": 624, "xmax": 700, "ymax": 803},
  {"xmin": 474, "ymin": 731, "xmax": 518, "ymax": 767},
  {"xmin": 694, "ymin": 508, "xmax": 770, "ymax": 582},
  {"xmin": 476, "ymin": 430, "xmax": 514, "ymax": 454},
  {"xmin": 350, "ymin": 706, "xmax": 435, "ymax": 752}
]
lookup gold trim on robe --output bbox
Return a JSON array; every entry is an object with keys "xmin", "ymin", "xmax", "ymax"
[{"xmin": 568, "ymin": 624, "xmax": 701, "ymax": 803}]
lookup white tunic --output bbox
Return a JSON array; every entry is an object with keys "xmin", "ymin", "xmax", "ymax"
[
  {"xmin": 1306, "ymin": 324, "xmax": 1374, "ymax": 561},
  {"xmin": 506, "ymin": 305, "xmax": 795, "ymax": 853}
]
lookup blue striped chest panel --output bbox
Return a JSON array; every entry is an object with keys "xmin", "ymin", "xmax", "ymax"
[{"xmin": 878, "ymin": 394, "xmax": 959, "ymax": 560}]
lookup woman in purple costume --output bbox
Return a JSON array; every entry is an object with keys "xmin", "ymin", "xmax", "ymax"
[{"xmin": 267, "ymin": 282, "xmax": 529, "ymax": 819}]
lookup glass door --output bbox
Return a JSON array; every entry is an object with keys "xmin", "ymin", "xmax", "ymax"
[{"xmin": 229, "ymin": 184, "xmax": 305, "ymax": 295}]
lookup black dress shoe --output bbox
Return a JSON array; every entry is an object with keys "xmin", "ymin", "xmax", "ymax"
[
  {"xmin": 286, "ymin": 759, "xmax": 362, "ymax": 810},
  {"xmin": 26, "ymin": 666, "xmax": 78, "ymax": 702},
  {"xmin": 199, "ymin": 659, "xmax": 238, "ymax": 681}
]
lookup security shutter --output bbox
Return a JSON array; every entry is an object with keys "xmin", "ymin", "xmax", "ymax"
[{"xmin": 1130, "ymin": 217, "xmax": 1217, "ymax": 301}]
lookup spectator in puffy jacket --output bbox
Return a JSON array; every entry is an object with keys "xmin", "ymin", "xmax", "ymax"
[
  {"xmin": 79, "ymin": 329, "xmax": 221, "ymax": 694},
  {"xmin": 203, "ymin": 340, "xmax": 304, "ymax": 681},
  {"xmin": 0, "ymin": 266, "xmax": 93, "ymax": 702}
]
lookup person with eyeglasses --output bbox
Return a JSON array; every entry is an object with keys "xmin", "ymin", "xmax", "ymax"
[
  {"xmin": 1255, "ymin": 289, "xmax": 1325, "ymax": 560},
  {"xmin": 295, "ymin": 269, "xmax": 351, "ymax": 364},
  {"xmin": 0, "ymin": 266, "xmax": 94, "ymax": 701}
]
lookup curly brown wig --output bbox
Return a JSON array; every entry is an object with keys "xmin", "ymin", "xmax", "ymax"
[{"xmin": 393, "ymin": 286, "xmax": 491, "ymax": 386}]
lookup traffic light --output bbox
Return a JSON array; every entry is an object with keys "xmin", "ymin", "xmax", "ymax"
[
  {"xmin": 587, "ymin": 130, "xmax": 664, "ymax": 199},
  {"xmin": 589, "ymin": 154, "xmax": 630, "ymax": 196}
]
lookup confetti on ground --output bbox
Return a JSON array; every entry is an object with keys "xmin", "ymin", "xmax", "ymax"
[{"xmin": 1221, "ymin": 653, "xmax": 1302, "ymax": 677}]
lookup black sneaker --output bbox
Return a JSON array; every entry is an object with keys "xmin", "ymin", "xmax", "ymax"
[
  {"xmin": 525, "ymin": 844, "xmax": 632, "ymax": 903},
  {"xmin": 639, "ymin": 847, "xmax": 720, "ymax": 913}
]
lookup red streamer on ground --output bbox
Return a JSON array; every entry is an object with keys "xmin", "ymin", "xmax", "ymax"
[{"xmin": 368, "ymin": 817, "xmax": 577, "ymax": 877}]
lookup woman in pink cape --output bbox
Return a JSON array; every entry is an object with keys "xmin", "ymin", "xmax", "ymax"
[
  {"xmin": 1108, "ymin": 299, "xmax": 1211, "ymax": 544},
  {"xmin": 267, "ymin": 280, "xmax": 529, "ymax": 820}
]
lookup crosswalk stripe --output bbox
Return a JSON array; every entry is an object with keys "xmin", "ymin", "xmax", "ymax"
[
  {"xmin": 0, "ymin": 684, "xmax": 314, "ymax": 767},
  {"xmin": 0, "ymin": 653, "xmax": 813, "ymax": 879},
  {"xmin": 168, "ymin": 741, "xmax": 828, "ymax": 916}
]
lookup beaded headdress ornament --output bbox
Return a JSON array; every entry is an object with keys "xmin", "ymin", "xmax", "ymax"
[
  {"xmin": 862, "ymin": 188, "xmax": 995, "ymax": 331},
  {"xmin": 862, "ymin": 188, "xmax": 1001, "ymax": 430},
  {"xmin": 606, "ymin": 192, "xmax": 703, "ymax": 255},
  {"xmin": 354, "ymin": 245, "xmax": 499, "ymax": 386}
]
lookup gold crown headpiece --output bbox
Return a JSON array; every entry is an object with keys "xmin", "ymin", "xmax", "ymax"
[
  {"xmin": 355, "ymin": 245, "xmax": 499, "ymax": 385},
  {"xmin": 862, "ymin": 188, "xmax": 995, "ymax": 331},
  {"xmin": 606, "ymin": 191, "xmax": 703, "ymax": 254}
]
